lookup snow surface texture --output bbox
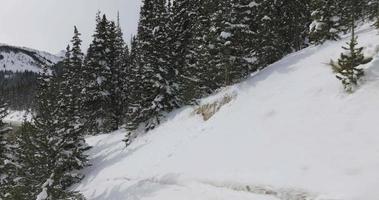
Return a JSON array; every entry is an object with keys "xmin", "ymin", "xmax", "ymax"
[
  {"xmin": 0, "ymin": 43, "xmax": 62, "ymax": 72},
  {"xmin": 75, "ymin": 24, "xmax": 379, "ymax": 200}
]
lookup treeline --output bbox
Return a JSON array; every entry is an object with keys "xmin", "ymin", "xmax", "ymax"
[
  {"xmin": 1, "ymin": 0, "xmax": 379, "ymax": 199},
  {"xmin": 0, "ymin": 71, "xmax": 38, "ymax": 110}
]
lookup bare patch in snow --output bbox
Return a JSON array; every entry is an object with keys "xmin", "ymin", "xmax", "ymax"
[{"xmin": 194, "ymin": 93, "xmax": 236, "ymax": 121}]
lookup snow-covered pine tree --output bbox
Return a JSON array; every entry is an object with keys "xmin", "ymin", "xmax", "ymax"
[
  {"xmin": 251, "ymin": 0, "xmax": 285, "ymax": 68},
  {"xmin": 252, "ymin": 0, "xmax": 310, "ymax": 69},
  {"xmin": 309, "ymin": 0, "xmax": 342, "ymax": 44},
  {"xmin": 169, "ymin": 0, "xmax": 202, "ymax": 105},
  {"xmin": 105, "ymin": 17, "xmax": 129, "ymax": 131},
  {"xmin": 69, "ymin": 27, "xmax": 85, "ymax": 121},
  {"xmin": 8, "ymin": 68, "xmax": 88, "ymax": 199},
  {"xmin": 369, "ymin": 0, "xmax": 379, "ymax": 28},
  {"xmin": 130, "ymin": 0, "xmax": 179, "ymax": 131},
  {"xmin": 331, "ymin": 17, "xmax": 369, "ymax": 92},
  {"xmin": 223, "ymin": 0, "xmax": 258, "ymax": 75},
  {"xmin": 125, "ymin": 36, "xmax": 144, "ymax": 135},
  {"xmin": 178, "ymin": 0, "xmax": 209, "ymax": 104},
  {"xmin": 144, "ymin": 0, "xmax": 179, "ymax": 130},
  {"xmin": 275, "ymin": 0, "xmax": 311, "ymax": 52},
  {"xmin": 186, "ymin": 0, "xmax": 248, "ymax": 93},
  {"xmin": 211, "ymin": 0, "xmax": 250, "ymax": 87},
  {"xmin": 115, "ymin": 14, "xmax": 130, "ymax": 129},
  {"xmin": 333, "ymin": 0, "xmax": 365, "ymax": 35},
  {"xmin": 367, "ymin": 0, "xmax": 379, "ymax": 27},
  {"xmin": 126, "ymin": 0, "xmax": 155, "ymax": 132},
  {"xmin": 82, "ymin": 13, "xmax": 115, "ymax": 134},
  {"xmin": 0, "ymin": 99, "xmax": 13, "ymax": 199},
  {"xmin": 57, "ymin": 26, "xmax": 87, "ymax": 142}
]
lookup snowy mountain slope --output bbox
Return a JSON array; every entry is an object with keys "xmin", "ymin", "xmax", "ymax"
[
  {"xmin": 0, "ymin": 43, "xmax": 62, "ymax": 72},
  {"xmin": 74, "ymin": 24, "xmax": 379, "ymax": 200}
]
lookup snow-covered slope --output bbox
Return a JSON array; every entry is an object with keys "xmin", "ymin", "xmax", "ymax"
[
  {"xmin": 75, "ymin": 24, "xmax": 379, "ymax": 200},
  {"xmin": 0, "ymin": 43, "xmax": 62, "ymax": 72}
]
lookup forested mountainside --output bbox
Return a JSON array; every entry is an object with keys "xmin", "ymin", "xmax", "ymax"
[
  {"xmin": 2, "ymin": 0, "xmax": 379, "ymax": 200},
  {"xmin": 0, "ymin": 44, "xmax": 62, "ymax": 110},
  {"xmin": 0, "ymin": 44, "xmax": 61, "ymax": 73},
  {"xmin": 74, "ymin": 24, "xmax": 379, "ymax": 200}
]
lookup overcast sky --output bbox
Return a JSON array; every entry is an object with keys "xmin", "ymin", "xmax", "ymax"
[{"xmin": 0, "ymin": 0, "xmax": 141, "ymax": 54}]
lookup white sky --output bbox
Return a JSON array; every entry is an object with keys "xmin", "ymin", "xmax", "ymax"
[{"xmin": 0, "ymin": 0, "xmax": 141, "ymax": 54}]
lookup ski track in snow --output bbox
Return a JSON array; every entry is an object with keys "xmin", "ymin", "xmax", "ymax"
[{"xmin": 74, "ymin": 23, "xmax": 379, "ymax": 200}]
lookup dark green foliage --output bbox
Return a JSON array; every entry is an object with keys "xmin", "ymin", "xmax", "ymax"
[
  {"xmin": 126, "ymin": 0, "xmax": 179, "ymax": 132},
  {"xmin": 0, "ymin": 71, "xmax": 38, "ymax": 110},
  {"xmin": 367, "ymin": 0, "xmax": 379, "ymax": 27},
  {"xmin": 4, "ymin": 67, "xmax": 89, "ymax": 199},
  {"xmin": 59, "ymin": 27, "xmax": 87, "ymax": 137},
  {"xmin": 0, "ymin": 99, "xmax": 13, "ymax": 199},
  {"xmin": 309, "ymin": 0, "xmax": 342, "ymax": 44},
  {"xmin": 82, "ymin": 12, "xmax": 129, "ymax": 134},
  {"xmin": 6, "ymin": 122, "xmax": 86, "ymax": 200},
  {"xmin": 331, "ymin": 22, "xmax": 369, "ymax": 92},
  {"xmin": 82, "ymin": 14, "xmax": 113, "ymax": 134},
  {"xmin": 169, "ymin": 0, "xmax": 201, "ymax": 105},
  {"xmin": 125, "ymin": 37, "xmax": 143, "ymax": 133}
]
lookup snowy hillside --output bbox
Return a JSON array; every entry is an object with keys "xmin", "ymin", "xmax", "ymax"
[
  {"xmin": 0, "ymin": 43, "xmax": 62, "ymax": 72},
  {"xmin": 74, "ymin": 24, "xmax": 379, "ymax": 200}
]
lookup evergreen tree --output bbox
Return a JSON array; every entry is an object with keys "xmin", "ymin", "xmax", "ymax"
[
  {"xmin": 331, "ymin": 19, "xmax": 369, "ymax": 92},
  {"xmin": 181, "ymin": 0, "xmax": 219, "ymax": 101},
  {"xmin": 309, "ymin": 0, "xmax": 342, "ymax": 44},
  {"xmin": 170, "ymin": 0, "xmax": 201, "ymax": 104},
  {"xmin": 0, "ymin": 99, "xmax": 13, "ymax": 199},
  {"xmin": 144, "ymin": 0, "xmax": 179, "ymax": 130},
  {"xmin": 7, "ymin": 69, "xmax": 88, "ymax": 199},
  {"xmin": 130, "ymin": 0, "xmax": 179, "ymax": 131},
  {"xmin": 82, "ymin": 12, "xmax": 129, "ymax": 134},
  {"xmin": 185, "ymin": 0, "xmax": 248, "ymax": 95},
  {"xmin": 125, "ymin": 36, "xmax": 143, "ymax": 134},
  {"xmin": 367, "ymin": 0, "xmax": 379, "ymax": 27},
  {"xmin": 254, "ymin": 0, "xmax": 311, "ymax": 67},
  {"xmin": 58, "ymin": 26, "xmax": 86, "ymax": 139},
  {"xmin": 82, "ymin": 14, "xmax": 114, "ymax": 134},
  {"xmin": 224, "ymin": 0, "xmax": 257, "ymax": 77},
  {"xmin": 106, "ymin": 18, "xmax": 129, "ymax": 130}
]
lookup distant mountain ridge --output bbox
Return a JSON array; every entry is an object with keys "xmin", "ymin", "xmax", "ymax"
[{"xmin": 0, "ymin": 43, "xmax": 62, "ymax": 73}]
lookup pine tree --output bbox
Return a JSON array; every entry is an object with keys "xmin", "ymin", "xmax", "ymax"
[
  {"xmin": 106, "ymin": 17, "xmax": 129, "ymax": 130},
  {"xmin": 223, "ymin": 0, "xmax": 257, "ymax": 77},
  {"xmin": 181, "ymin": 0, "xmax": 217, "ymax": 101},
  {"xmin": 58, "ymin": 26, "xmax": 87, "ymax": 140},
  {"xmin": 254, "ymin": 0, "xmax": 311, "ymax": 67},
  {"xmin": 309, "ymin": 0, "xmax": 342, "ymax": 44},
  {"xmin": 82, "ymin": 14, "xmax": 114, "ymax": 134},
  {"xmin": 125, "ymin": 36, "xmax": 143, "ymax": 134},
  {"xmin": 331, "ymin": 18, "xmax": 369, "ymax": 92},
  {"xmin": 275, "ymin": 0, "xmax": 311, "ymax": 52},
  {"xmin": 170, "ymin": 0, "xmax": 201, "ymax": 104},
  {"xmin": 129, "ymin": 0, "xmax": 179, "ymax": 131},
  {"xmin": 211, "ymin": 0, "xmax": 250, "ymax": 86},
  {"xmin": 0, "ymin": 98, "xmax": 13, "ymax": 199},
  {"xmin": 185, "ymin": 0, "xmax": 248, "ymax": 94},
  {"xmin": 367, "ymin": 0, "xmax": 379, "ymax": 27},
  {"xmin": 143, "ymin": 0, "xmax": 179, "ymax": 130},
  {"xmin": 7, "ymin": 69, "xmax": 88, "ymax": 199},
  {"xmin": 339, "ymin": 0, "xmax": 366, "ymax": 28}
]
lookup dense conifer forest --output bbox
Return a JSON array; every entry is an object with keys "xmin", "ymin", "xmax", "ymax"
[{"xmin": 1, "ymin": 0, "xmax": 379, "ymax": 199}]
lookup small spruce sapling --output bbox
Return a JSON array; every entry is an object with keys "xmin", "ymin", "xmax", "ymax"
[{"xmin": 330, "ymin": 18, "xmax": 371, "ymax": 92}]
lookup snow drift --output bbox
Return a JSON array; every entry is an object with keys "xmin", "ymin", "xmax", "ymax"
[{"xmin": 74, "ymin": 24, "xmax": 379, "ymax": 200}]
